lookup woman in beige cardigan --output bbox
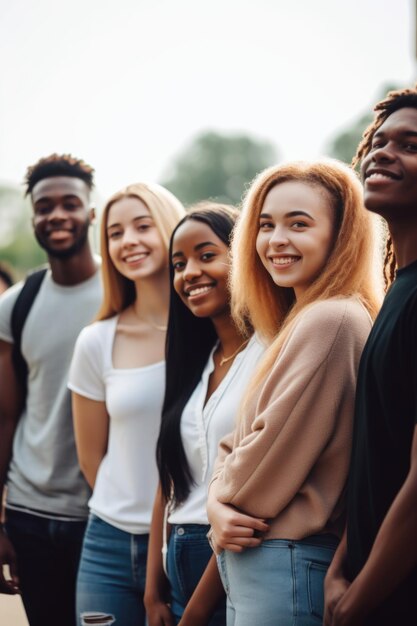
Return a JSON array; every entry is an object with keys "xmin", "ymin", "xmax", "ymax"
[{"xmin": 207, "ymin": 159, "xmax": 381, "ymax": 626}]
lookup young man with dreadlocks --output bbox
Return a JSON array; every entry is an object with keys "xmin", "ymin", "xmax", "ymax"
[
  {"xmin": 0, "ymin": 154, "xmax": 102, "ymax": 626},
  {"xmin": 324, "ymin": 86, "xmax": 417, "ymax": 626}
]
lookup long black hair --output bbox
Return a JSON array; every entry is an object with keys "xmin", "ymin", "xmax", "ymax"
[{"xmin": 157, "ymin": 202, "xmax": 239, "ymax": 505}]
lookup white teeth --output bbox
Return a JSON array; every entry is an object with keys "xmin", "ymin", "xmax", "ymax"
[
  {"xmin": 367, "ymin": 173, "xmax": 395, "ymax": 181},
  {"xmin": 271, "ymin": 257, "xmax": 299, "ymax": 266},
  {"xmin": 188, "ymin": 285, "xmax": 213, "ymax": 296},
  {"xmin": 124, "ymin": 253, "xmax": 147, "ymax": 262}
]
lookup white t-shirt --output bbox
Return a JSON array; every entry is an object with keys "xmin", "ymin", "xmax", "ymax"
[
  {"xmin": 168, "ymin": 334, "xmax": 265, "ymax": 525},
  {"xmin": 68, "ymin": 315, "xmax": 165, "ymax": 534}
]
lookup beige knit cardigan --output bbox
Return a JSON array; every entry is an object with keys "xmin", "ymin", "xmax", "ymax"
[{"xmin": 210, "ymin": 297, "xmax": 372, "ymax": 540}]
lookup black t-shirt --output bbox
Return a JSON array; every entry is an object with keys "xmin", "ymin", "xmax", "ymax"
[{"xmin": 346, "ymin": 259, "xmax": 417, "ymax": 623}]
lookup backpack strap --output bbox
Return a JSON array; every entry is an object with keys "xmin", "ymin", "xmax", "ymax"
[{"xmin": 11, "ymin": 268, "xmax": 48, "ymax": 396}]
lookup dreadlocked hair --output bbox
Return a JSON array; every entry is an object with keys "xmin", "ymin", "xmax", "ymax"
[
  {"xmin": 25, "ymin": 153, "xmax": 95, "ymax": 195},
  {"xmin": 352, "ymin": 85, "xmax": 417, "ymax": 289}
]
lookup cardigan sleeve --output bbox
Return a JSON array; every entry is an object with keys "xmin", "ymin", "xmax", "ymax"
[
  {"xmin": 213, "ymin": 299, "xmax": 371, "ymax": 519},
  {"xmin": 211, "ymin": 431, "xmax": 234, "ymax": 484}
]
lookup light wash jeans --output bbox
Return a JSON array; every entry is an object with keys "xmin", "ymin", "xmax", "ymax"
[
  {"xmin": 167, "ymin": 524, "xmax": 226, "ymax": 625},
  {"xmin": 217, "ymin": 534, "xmax": 338, "ymax": 626},
  {"xmin": 76, "ymin": 514, "xmax": 148, "ymax": 626}
]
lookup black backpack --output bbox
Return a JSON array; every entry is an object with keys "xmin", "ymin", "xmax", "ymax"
[{"xmin": 11, "ymin": 268, "xmax": 47, "ymax": 397}]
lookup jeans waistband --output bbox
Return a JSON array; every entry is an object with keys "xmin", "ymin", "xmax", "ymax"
[
  {"xmin": 171, "ymin": 523, "xmax": 210, "ymax": 536},
  {"xmin": 297, "ymin": 533, "xmax": 338, "ymax": 547}
]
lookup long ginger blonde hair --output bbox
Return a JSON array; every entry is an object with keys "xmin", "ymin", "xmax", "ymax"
[{"xmin": 231, "ymin": 159, "xmax": 381, "ymax": 389}]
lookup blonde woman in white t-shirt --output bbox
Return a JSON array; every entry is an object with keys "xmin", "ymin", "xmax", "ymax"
[{"xmin": 68, "ymin": 183, "xmax": 185, "ymax": 626}]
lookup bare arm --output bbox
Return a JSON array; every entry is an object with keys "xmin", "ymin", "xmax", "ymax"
[
  {"xmin": 144, "ymin": 485, "xmax": 174, "ymax": 626},
  {"xmin": 331, "ymin": 424, "xmax": 417, "ymax": 625},
  {"xmin": 323, "ymin": 529, "xmax": 350, "ymax": 626},
  {"xmin": 0, "ymin": 339, "xmax": 22, "ymax": 594},
  {"xmin": 72, "ymin": 392, "xmax": 109, "ymax": 489},
  {"xmin": 178, "ymin": 554, "xmax": 225, "ymax": 626}
]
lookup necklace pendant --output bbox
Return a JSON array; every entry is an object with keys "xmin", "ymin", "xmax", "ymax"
[{"xmin": 218, "ymin": 338, "xmax": 250, "ymax": 366}]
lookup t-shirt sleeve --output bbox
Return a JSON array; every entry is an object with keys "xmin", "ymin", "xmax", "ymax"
[
  {"xmin": 213, "ymin": 299, "xmax": 371, "ymax": 519},
  {"xmin": 0, "ymin": 282, "xmax": 24, "ymax": 343},
  {"xmin": 68, "ymin": 324, "xmax": 106, "ymax": 401}
]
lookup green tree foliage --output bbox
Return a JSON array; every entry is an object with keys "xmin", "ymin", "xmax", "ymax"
[
  {"xmin": 161, "ymin": 131, "xmax": 278, "ymax": 206},
  {"xmin": 327, "ymin": 113, "xmax": 373, "ymax": 165},
  {"xmin": 328, "ymin": 83, "xmax": 400, "ymax": 165},
  {"xmin": 0, "ymin": 184, "xmax": 46, "ymax": 279}
]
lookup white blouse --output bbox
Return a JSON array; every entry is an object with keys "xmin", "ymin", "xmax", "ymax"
[{"xmin": 168, "ymin": 334, "xmax": 265, "ymax": 525}]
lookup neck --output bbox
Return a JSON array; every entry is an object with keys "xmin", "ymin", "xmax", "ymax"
[
  {"xmin": 211, "ymin": 311, "xmax": 245, "ymax": 355},
  {"xmin": 133, "ymin": 268, "xmax": 170, "ymax": 321},
  {"xmin": 49, "ymin": 245, "xmax": 97, "ymax": 286},
  {"xmin": 389, "ymin": 217, "xmax": 417, "ymax": 269}
]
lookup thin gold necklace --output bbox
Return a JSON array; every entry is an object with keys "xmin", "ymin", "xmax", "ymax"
[
  {"xmin": 132, "ymin": 307, "xmax": 167, "ymax": 332},
  {"xmin": 219, "ymin": 338, "xmax": 250, "ymax": 366}
]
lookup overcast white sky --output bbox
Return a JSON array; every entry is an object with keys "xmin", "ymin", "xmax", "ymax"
[{"xmin": 0, "ymin": 0, "xmax": 415, "ymax": 201}]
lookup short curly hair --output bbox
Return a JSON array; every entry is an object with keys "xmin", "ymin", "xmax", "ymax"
[
  {"xmin": 353, "ymin": 85, "xmax": 417, "ymax": 288},
  {"xmin": 25, "ymin": 153, "xmax": 95, "ymax": 195}
]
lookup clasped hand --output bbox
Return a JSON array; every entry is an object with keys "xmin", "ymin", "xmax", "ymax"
[{"xmin": 206, "ymin": 490, "xmax": 269, "ymax": 553}]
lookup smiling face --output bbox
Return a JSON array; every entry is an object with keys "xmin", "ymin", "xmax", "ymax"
[
  {"xmin": 361, "ymin": 107, "xmax": 417, "ymax": 221},
  {"xmin": 106, "ymin": 196, "xmax": 167, "ymax": 283},
  {"xmin": 171, "ymin": 219, "xmax": 230, "ymax": 319},
  {"xmin": 32, "ymin": 176, "xmax": 93, "ymax": 258},
  {"xmin": 256, "ymin": 180, "xmax": 335, "ymax": 299}
]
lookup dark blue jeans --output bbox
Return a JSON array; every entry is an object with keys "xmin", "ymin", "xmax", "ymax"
[
  {"xmin": 5, "ymin": 507, "xmax": 87, "ymax": 626},
  {"xmin": 167, "ymin": 523, "xmax": 226, "ymax": 626},
  {"xmin": 76, "ymin": 514, "xmax": 148, "ymax": 626}
]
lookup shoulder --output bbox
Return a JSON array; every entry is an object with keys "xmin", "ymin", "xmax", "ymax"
[
  {"xmin": 245, "ymin": 333, "xmax": 267, "ymax": 358},
  {"xmin": 295, "ymin": 297, "xmax": 372, "ymax": 335},
  {"xmin": 70, "ymin": 318, "xmax": 117, "ymax": 385},
  {"xmin": 0, "ymin": 281, "xmax": 24, "ymax": 311},
  {"xmin": 283, "ymin": 297, "xmax": 372, "ymax": 360},
  {"xmin": 74, "ymin": 316, "xmax": 117, "ymax": 353},
  {"xmin": 403, "ymin": 286, "xmax": 417, "ymax": 316}
]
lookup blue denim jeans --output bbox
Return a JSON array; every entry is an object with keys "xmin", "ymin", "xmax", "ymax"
[
  {"xmin": 5, "ymin": 507, "xmax": 87, "ymax": 626},
  {"xmin": 217, "ymin": 534, "xmax": 338, "ymax": 626},
  {"xmin": 76, "ymin": 514, "xmax": 148, "ymax": 626},
  {"xmin": 167, "ymin": 524, "xmax": 226, "ymax": 625}
]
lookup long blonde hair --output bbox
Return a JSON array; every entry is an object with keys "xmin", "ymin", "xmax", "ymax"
[
  {"xmin": 97, "ymin": 182, "xmax": 185, "ymax": 320},
  {"xmin": 231, "ymin": 159, "xmax": 381, "ymax": 388}
]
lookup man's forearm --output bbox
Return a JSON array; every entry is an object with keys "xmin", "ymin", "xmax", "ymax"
[{"xmin": 334, "ymin": 462, "xmax": 417, "ymax": 622}]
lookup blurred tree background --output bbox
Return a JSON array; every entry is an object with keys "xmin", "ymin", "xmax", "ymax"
[
  {"xmin": 0, "ymin": 184, "xmax": 46, "ymax": 281},
  {"xmin": 327, "ymin": 113, "xmax": 373, "ymax": 164},
  {"xmin": 0, "ymin": 84, "xmax": 402, "ymax": 277},
  {"xmin": 327, "ymin": 83, "xmax": 400, "ymax": 164},
  {"xmin": 161, "ymin": 131, "xmax": 277, "ymax": 206}
]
